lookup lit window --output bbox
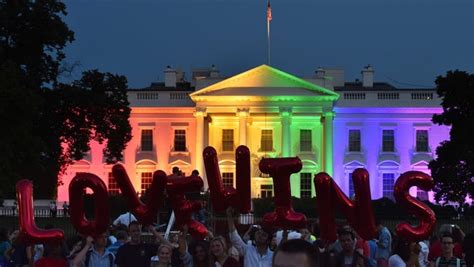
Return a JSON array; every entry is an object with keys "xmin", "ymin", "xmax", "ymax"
[
  {"xmin": 416, "ymin": 130, "xmax": 429, "ymax": 152},
  {"xmin": 300, "ymin": 130, "xmax": 312, "ymax": 152},
  {"xmin": 300, "ymin": 173, "xmax": 312, "ymax": 198},
  {"xmin": 222, "ymin": 129, "xmax": 234, "ymax": 152},
  {"xmin": 222, "ymin": 172, "xmax": 234, "ymax": 188},
  {"xmin": 141, "ymin": 172, "xmax": 153, "ymax": 194},
  {"xmin": 349, "ymin": 173, "xmax": 355, "ymax": 198},
  {"xmin": 108, "ymin": 172, "xmax": 120, "ymax": 195},
  {"xmin": 174, "ymin": 129, "xmax": 186, "ymax": 152},
  {"xmin": 261, "ymin": 130, "xmax": 273, "ymax": 152},
  {"xmin": 260, "ymin": 184, "xmax": 273, "ymax": 199},
  {"xmin": 382, "ymin": 173, "xmax": 395, "ymax": 199},
  {"xmin": 141, "ymin": 129, "xmax": 153, "ymax": 151},
  {"xmin": 349, "ymin": 130, "xmax": 361, "ymax": 152},
  {"xmin": 382, "ymin": 130, "xmax": 395, "ymax": 152}
]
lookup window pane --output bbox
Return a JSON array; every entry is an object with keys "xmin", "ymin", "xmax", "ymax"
[
  {"xmin": 349, "ymin": 130, "xmax": 361, "ymax": 152},
  {"xmin": 260, "ymin": 184, "xmax": 273, "ymax": 199},
  {"xmin": 261, "ymin": 130, "xmax": 273, "ymax": 152},
  {"xmin": 382, "ymin": 173, "xmax": 395, "ymax": 199},
  {"xmin": 141, "ymin": 129, "xmax": 153, "ymax": 151},
  {"xmin": 300, "ymin": 173, "xmax": 312, "ymax": 198},
  {"xmin": 416, "ymin": 130, "xmax": 428, "ymax": 152},
  {"xmin": 382, "ymin": 130, "xmax": 394, "ymax": 152},
  {"xmin": 349, "ymin": 173, "xmax": 355, "ymax": 198},
  {"xmin": 300, "ymin": 130, "xmax": 312, "ymax": 152},
  {"xmin": 174, "ymin": 129, "xmax": 186, "ymax": 152},
  {"xmin": 108, "ymin": 172, "xmax": 120, "ymax": 195},
  {"xmin": 222, "ymin": 129, "xmax": 234, "ymax": 151},
  {"xmin": 222, "ymin": 172, "xmax": 234, "ymax": 188},
  {"xmin": 141, "ymin": 172, "xmax": 153, "ymax": 194}
]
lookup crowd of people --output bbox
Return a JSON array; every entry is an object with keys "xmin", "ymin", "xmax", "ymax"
[{"xmin": 0, "ymin": 206, "xmax": 472, "ymax": 267}]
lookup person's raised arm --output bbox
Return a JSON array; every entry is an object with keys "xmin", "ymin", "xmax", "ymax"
[
  {"xmin": 227, "ymin": 206, "xmax": 247, "ymax": 255},
  {"xmin": 71, "ymin": 236, "xmax": 93, "ymax": 267},
  {"xmin": 149, "ymin": 225, "xmax": 172, "ymax": 247},
  {"xmin": 178, "ymin": 225, "xmax": 188, "ymax": 256}
]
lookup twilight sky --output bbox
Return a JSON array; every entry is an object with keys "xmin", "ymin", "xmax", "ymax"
[{"xmin": 62, "ymin": 0, "xmax": 473, "ymax": 89}]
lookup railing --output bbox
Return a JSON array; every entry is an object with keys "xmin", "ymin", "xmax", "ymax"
[
  {"xmin": 136, "ymin": 92, "xmax": 159, "ymax": 100},
  {"xmin": 343, "ymin": 92, "xmax": 366, "ymax": 100},
  {"xmin": 377, "ymin": 92, "xmax": 399, "ymax": 100},
  {"xmin": 411, "ymin": 92, "xmax": 434, "ymax": 100},
  {"xmin": 169, "ymin": 92, "xmax": 189, "ymax": 100}
]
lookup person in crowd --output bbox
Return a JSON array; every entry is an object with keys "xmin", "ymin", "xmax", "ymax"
[
  {"xmin": 108, "ymin": 230, "xmax": 128, "ymax": 256},
  {"xmin": 113, "ymin": 212, "xmax": 137, "ymax": 227},
  {"xmin": 49, "ymin": 201, "xmax": 57, "ymax": 218},
  {"xmin": 62, "ymin": 202, "xmax": 69, "ymax": 217},
  {"xmin": 428, "ymin": 224, "xmax": 463, "ymax": 261},
  {"xmin": 71, "ymin": 233, "xmax": 114, "ymax": 267},
  {"xmin": 151, "ymin": 244, "xmax": 173, "ymax": 267},
  {"xmin": 375, "ymin": 220, "xmax": 392, "ymax": 267},
  {"xmin": 272, "ymin": 238, "xmax": 318, "ymax": 267},
  {"xmin": 209, "ymin": 236, "xmax": 239, "ymax": 267},
  {"xmin": 418, "ymin": 240, "xmax": 429, "ymax": 267},
  {"xmin": 388, "ymin": 237, "xmax": 421, "ymax": 267},
  {"xmin": 462, "ymin": 229, "xmax": 474, "ymax": 267},
  {"xmin": 66, "ymin": 235, "xmax": 85, "ymax": 263},
  {"xmin": 35, "ymin": 242, "xmax": 68, "ymax": 267},
  {"xmin": 334, "ymin": 229, "xmax": 369, "ymax": 267},
  {"xmin": 367, "ymin": 239, "xmax": 377, "ymax": 267},
  {"xmin": 0, "ymin": 227, "xmax": 12, "ymax": 266},
  {"xmin": 115, "ymin": 222, "xmax": 162, "ymax": 267},
  {"xmin": 432, "ymin": 233, "xmax": 467, "ymax": 267},
  {"xmin": 227, "ymin": 207, "xmax": 273, "ymax": 267},
  {"xmin": 179, "ymin": 224, "xmax": 212, "ymax": 267},
  {"xmin": 5, "ymin": 230, "xmax": 30, "ymax": 267}
]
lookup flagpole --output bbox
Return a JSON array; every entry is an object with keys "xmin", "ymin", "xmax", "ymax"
[
  {"xmin": 267, "ymin": 0, "xmax": 272, "ymax": 66},
  {"xmin": 267, "ymin": 17, "xmax": 271, "ymax": 66}
]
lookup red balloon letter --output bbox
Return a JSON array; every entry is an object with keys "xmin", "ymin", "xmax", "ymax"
[
  {"xmin": 112, "ymin": 164, "xmax": 166, "ymax": 225},
  {"xmin": 259, "ymin": 157, "xmax": 307, "ymax": 230},
  {"xmin": 203, "ymin": 146, "xmax": 251, "ymax": 213},
  {"xmin": 314, "ymin": 169, "xmax": 377, "ymax": 242},
  {"xmin": 69, "ymin": 173, "xmax": 109, "ymax": 237},
  {"xmin": 16, "ymin": 180, "xmax": 64, "ymax": 244},
  {"xmin": 394, "ymin": 171, "xmax": 436, "ymax": 241},
  {"xmin": 167, "ymin": 175, "xmax": 208, "ymax": 240}
]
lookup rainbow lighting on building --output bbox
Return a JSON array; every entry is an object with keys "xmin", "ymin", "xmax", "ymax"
[{"xmin": 57, "ymin": 64, "xmax": 450, "ymax": 203}]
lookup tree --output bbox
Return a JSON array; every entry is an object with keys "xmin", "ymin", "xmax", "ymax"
[
  {"xmin": 429, "ymin": 70, "xmax": 474, "ymax": 205},
  {"xmin": 0, "ymin": 0, "xmax": 131, "ymax": 198}
]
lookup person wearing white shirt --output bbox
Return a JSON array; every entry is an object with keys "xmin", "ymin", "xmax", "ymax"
[
  {"xmin": 226, "ymin": 207, "xmax": 273, "ymax": 267},
  {"xmin": 113, "ymin": 212, "xmax": 137, "ymax": 227},
  {"xmin": 418, "ymin": 240, "xmax": 429, "ymax": 267}
]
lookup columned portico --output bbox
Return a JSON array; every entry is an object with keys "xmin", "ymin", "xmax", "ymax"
[
  {"xmin": 323, "ymin": 111, "xmax": 335, "ymax": 176},
  {"xmin": 280, "ymin": 107, "xmax": 292, "ymax": 157}
]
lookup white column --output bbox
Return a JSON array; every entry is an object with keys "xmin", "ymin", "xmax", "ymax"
[
  {"xmin": 280, "ymin": 107, "xmax": 292, "ymax": 157},
  {"xmin": 194, "ymin": 107, "xmax": 207, "ymax": 188},
  {"xmin": 323, "ymin": 111, "xmax": 334, "ymax": 176},
  {"xmin": 237, "ymin": 108, "xmax": 249, "ymax": 147}
]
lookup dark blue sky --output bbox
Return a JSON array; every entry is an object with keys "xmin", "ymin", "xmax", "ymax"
[{"xmin": 63, "ymin": 0, "xmax": 473, "ymax": 88}]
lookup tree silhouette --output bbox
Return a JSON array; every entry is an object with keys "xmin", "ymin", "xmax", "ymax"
[{"xmin": 429, "ymin": 70, "xmax": 474, "ymax": 205}]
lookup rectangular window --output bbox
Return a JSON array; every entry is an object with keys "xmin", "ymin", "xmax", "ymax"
[
  {"xmin": 300, "ymin": 130, "xmax": 312, "ymax": 152},
  {"xmin": 349, "ymin": 173, "xmax": 355, "ymax": 198},
  {"xmin": 174, "ymin": 129, "xmax": 186, "ymax": 152},
  {"xmin": 261, "ymin": 129, "xmax": 273, "ymax": 152},
  {"xmin": 382, "ymin": 173, "xmax": 395, "ymax": 199},
  {"xmin": 108, "ymin": 172, "xmax": 120, "ymax": 195},
  {"xmin": 222, "ymin": 172, "xmax": 234, "ymax": 188},
  {"xmin": 222, "ymin": 129, "xmax": 234, "ymax": 152},
  {"xmin": 260, "ymin": 184, "xmax": 273, "ymax": 199},
  {"xmin": 141, "ymin": 129, "xmax": 153, "ymax": 151},
  {"xmin": 300, "ymin": 173, "xmax": 312, "ymax": 198},
  {"xmin": 416, "ymin": 130, "xmax": 429, "ymax": 152},
  {"xmin": 349, "ymin": 130, "xmax": 361, "ymax": 152},
  {"xmin": 141, "ymin": 172, "xmax": 153, "ymax": 194},
  {"xmin": 382, "ymin": 130, "xmax": 395, "ymax": 152}
]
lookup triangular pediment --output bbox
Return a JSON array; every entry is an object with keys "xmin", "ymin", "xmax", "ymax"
[{"xmin": 190, "ymin": 65, "xmax": 339, "ymax": 102}]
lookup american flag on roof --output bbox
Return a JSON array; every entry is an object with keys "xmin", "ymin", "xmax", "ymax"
[{"xmin": 267, "ymin": 0, "xmax": 272, "ymax": 22}]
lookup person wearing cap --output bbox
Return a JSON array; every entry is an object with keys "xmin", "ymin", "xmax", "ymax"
[{"xmin": 226, "ymin": 207, "xmax": 273, "ymax": 267}]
